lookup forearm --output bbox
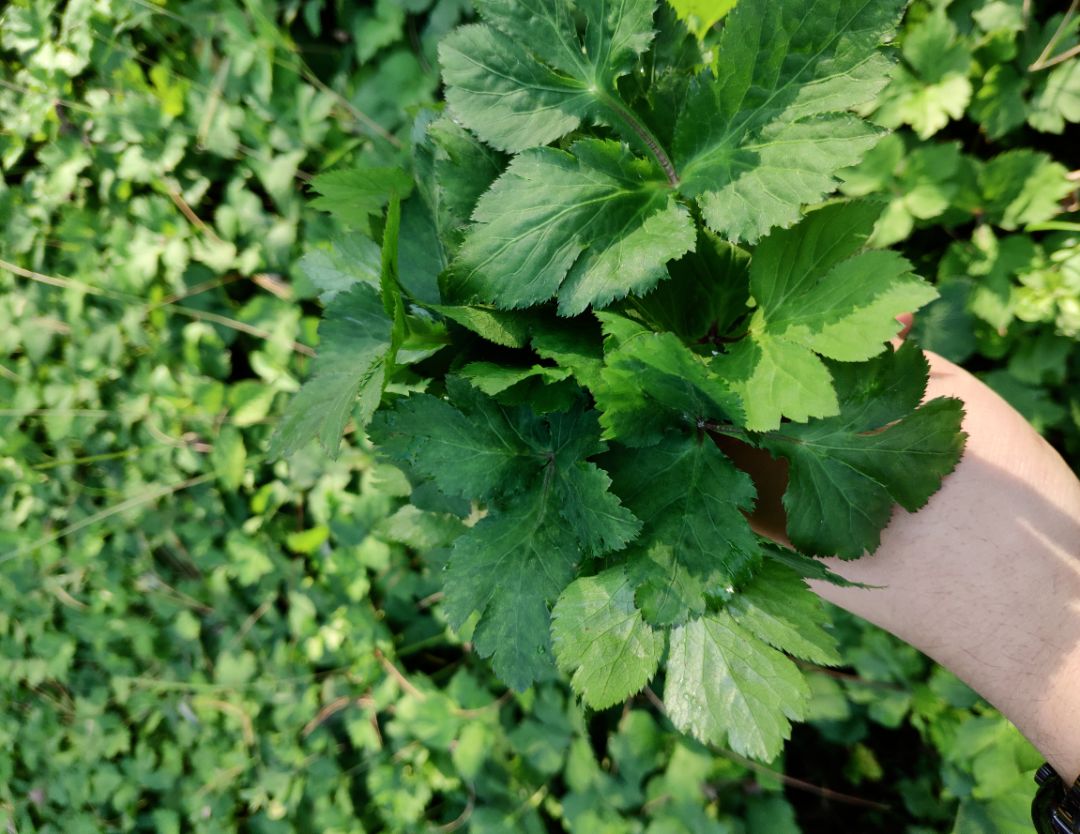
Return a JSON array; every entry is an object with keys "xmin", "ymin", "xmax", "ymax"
[{"xmin": 811, "ymin": 358, "xmax": 1080, "ymax": 782}]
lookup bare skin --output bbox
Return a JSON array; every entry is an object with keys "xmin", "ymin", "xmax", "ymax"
[{"xmin": 742, "ymin": 349, "xmax": 1080, "ymax": 783}]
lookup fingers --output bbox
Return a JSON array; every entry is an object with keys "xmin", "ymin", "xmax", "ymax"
[{"xmin": 891, "ymin": 312, "xmax": 914, "ymax": 349}]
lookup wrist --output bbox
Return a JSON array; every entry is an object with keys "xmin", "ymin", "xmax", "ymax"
[{"xmin": 809, "ymin": 379, "xmax": 1080, "ymax": 782}]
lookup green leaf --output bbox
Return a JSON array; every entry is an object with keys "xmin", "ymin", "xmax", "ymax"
[
  {"xmin": 869, "ymin": 10, "xmax": 973, "ymax": 139},
  {"xmin": 1028, "ymin": 58, "xmax": 1080, "ymax": 134},
  {"xmin": 673, "ymin": 0, "xmax": 903, "ymax": 242},
  {"xmin": 459, "ymin": 361, "xmax": 572, "ymax": 396},
  {"xmin": 551, "ymin": 568, "xmax": 665, "ymax": 709},
  {"xmin": 667, "ymin": 0, "xmax": 737, "ymax": 39},
  {"xmin": 444, "ymin": 499, "xmax": 580, "ymax": 690},
  {"xmin": 970, "ymin": 66, "xmax": 1028, "ymax": 140},
  {"xmin": 978, "ymin": 150, "xmax": 1072, "ymax": 230},
  {"xmin": 272, "ymin": 283, "xmax": 394, "ymax": 458},
  {"xmin": 374, "ymin": 386, "xmax": 639, "ymax": 691},
  {"xmin": 840, "ymin": 136, "xmax": 963, "ymax": 246},
  {"xmin": 381, "ymin": 196, "xmax": 407, "ymax": 355},
  {"xmin": 727, "ymin": 560, "xmax": 841, "ymax": 666},
  {"xmin": 440, "ymin": 0, "xmax": 658, "ymax": 153},
  {"xmin": 369, "ymin": 378, "xmax": 542, "ymax": 502},
  {"xmin": 594, "ymin": 313, "xmax": 743, "ymax": 445},
  {"xmin": 605, "ymin": 436, "xmax": 760, "ymax": 585},
  {"xmin": 633, "ymin": 231, "xmax": 751, "ymax": 342},
  {"xmin": 297, "ymin": 234, "xmax": 381, "ymax": 303},
  {"xmin": 761, "ymin": 342, "xmax": 967, "ymax": 558},
  {"xmin": 981, "ymin": 370, "xmax": 1068, "ymax": 433},
  {"xmin": 554, "ymin": 462, "xmax": 642, "ymax": 555},
  {"xmin": 530, "ymin": 318, "xmax": 606, "ymax": 390},
  {"xmin": 210, "ymin": 425, "xmax": 247, "ymax": 491},
  {"xmin": 664, "ymin": 611, "xmax": 809, "ymax": 761},
  {"xmin": 746, "ymin": 797, "xmax": 801, "ymax": 834},
  {"xmin": 627, "ymin": 543, "xmax": 708, "ymax": 627},
  {"xmin": 428, "ymin": 115, "xmax": 508, "ymax": 234},
  {"xmin": 718, "ymin": 334, "xmax": 840, "ymax": 432},
  {"xmin": 760, "ymin": 541, "xmax": 871, "ymax": 588},
  {"xmin": 309, "ymin": 167, "xmax": 415, "ymax": 226},
  {"xmin": 433, "ymin": 305, "xmax": 536, "ymax": 348},
  {"xmin": 452, "ymin": 140, "xmax": 695, "ymax": 315},
  {"xmin": 716, "ymin": 202, "xmax": 938, "ymax": 431}
]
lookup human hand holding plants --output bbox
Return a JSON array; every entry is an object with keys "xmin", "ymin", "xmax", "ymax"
[{"xmin": 732, "ymin": 325, "xmax": 1080, "ymax": 782}]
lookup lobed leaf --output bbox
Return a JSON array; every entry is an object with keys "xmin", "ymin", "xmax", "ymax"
[
  {"xmin": 605, "ymin": 436, "xmax": 760, "ymax": 587},
  {"xmin": 440, "ymin": 0, "xmax": 659, "ymax": 153},
  {"xmin": 551, "ymin": 568, "xmax": 665, "ymax": 709},
  {"xmin": 446, "ymin": 500, "xmax": 580, "ymax": 690},
  {"xmin": 762, "ymin": 342, "xmax": 967, "ymax": 558},
  {"xmin": 665, "ymin": 612, "xmax": 809, "ymax": 761},
  {"xmin": 452, "ymin": 140, "xmax": 695, "ymax": 315},
  {"xmin": 594, "ymin": 313, "xmax": 743, "ymax": 445},
  {"xmin": 673, "ymin": 0, "xmax": 904, "ymax": 242},
  {"xmin": 717, "ymin": 201, "xmax": 938, "ymax": 431}
]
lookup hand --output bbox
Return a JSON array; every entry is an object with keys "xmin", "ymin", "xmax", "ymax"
[{"xmin": 730, "ymin": 343, "xmax": 1080, "ymax": 781}]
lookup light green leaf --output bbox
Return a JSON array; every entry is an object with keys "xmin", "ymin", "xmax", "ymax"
[
  {"xmin": 720, "ymin": 331, "xmax": 840, "ymax": 430},
  {"xmin": 1028, "ymin": 58, "xmax": 1080, "ymax": 134},
  {"xmin": 297, "ymin": 235, "xmax": 382, "ymax": 303},
  {"xmin": 309, "ymin": 167, "xmax": 414, "ymax": 226},
  {"xmin": 551, "ymin": 568, "xmax": 665, "ymax": 709},
  {"xmin": 869, "ymin": 10, "xmax": 973, "ymax": 139},
  {"xmin": 667, "ymin": 0, "xmax": 737, "ymax": 39},
  {"xmin": 717, "ymin": 202, "xmax": 937, "ymax": 430},
  {"xmin": 978, "ymin": 150, "xmax": 1072, "ymax": 230},
  {"xmin": 210, "ymin": 426, "xmax": 247, "ymax": 491},
  {"xmin": 664, "ymin": 611, "xmax": 809, "ymax": 761},
  {"xmin": 840, "ymin": 136, "xmax": 963, "ymax": 246}
]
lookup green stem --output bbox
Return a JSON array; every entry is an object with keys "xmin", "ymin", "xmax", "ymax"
[
  {"xmin": 599, "ymin": 91, "xmax": 680, "ymax": 187},
  {"xmin": 1029, "ymin": 0, "xmax": 1079, "ymax": 71}
]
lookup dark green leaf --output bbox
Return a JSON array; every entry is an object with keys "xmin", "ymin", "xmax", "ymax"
[
  {"xmin": 272, "ymin": 283, "xmax": 394, "ymax": 458},
  {"xmin": 762, "ymin": 343, "xmax": 967, "ymax": 558},
  {"xmin": 452, "ymin": 140, "xmax": 695, "ymax": 315},
  {"xmin": 673, "ymin": 0, "xmax": 903, "ymax": 242}
]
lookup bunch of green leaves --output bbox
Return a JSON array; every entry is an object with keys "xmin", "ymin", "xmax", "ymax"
[
  {"xmin": 279, "ymin": 0, "xmax": 970, "ymax": 764},
  {"xmin": 1, "ymin": 2, "xmax": 835, "ymax": 831}
]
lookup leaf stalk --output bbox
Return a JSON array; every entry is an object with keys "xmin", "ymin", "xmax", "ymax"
[{"xmin": 599, "ymin": 91, "xmax": 680, "ymax": 187}]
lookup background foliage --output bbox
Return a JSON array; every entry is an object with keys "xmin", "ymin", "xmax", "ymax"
[{"xmin": 0, "ymin": 0, "xmax": 1075, "ymax": 833}]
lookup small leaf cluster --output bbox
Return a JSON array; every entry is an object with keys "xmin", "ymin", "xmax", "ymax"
[
  {"xmin": 866, "ymin": 0, "xmax": 1080, "ymax": 139},
  {"xmin": 838, "ymin": 0, "xmax": 1080, "ymax": 467},
  {"xmin": 280, "ymin": 0, "xmax": 969, "ymax": 762}
]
